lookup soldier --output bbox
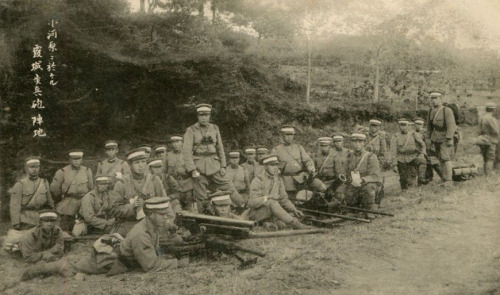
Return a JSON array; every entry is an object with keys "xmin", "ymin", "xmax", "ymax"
[
  {"xmin": 272, "ymin": 125, "xmax": 326, "ymax": 200},
  {"xmin": 50, "ymin": 149, "xmax": 93, "ymax": 232},
  {"xmin": 415, "ymin": 117, "xmax": 442, "ymax": 182},
  {"xmin": 365, "ymin": 119, "xmax": 387, "ymax": 166},
  {"xmin": 330, "ymin": 135, "xmax": 351, "ymax": 202},
  {"xmin": 477, "ymin": 103, "xmax": 499, "ymax": 175},
  {"xmin": 154, "ymin": 145, "xmax": 168, "ymax": 159},
  {"xmin": 138, "ymin": 144, "xmax": 153, "ymax": 159},
  {"xmin": 209, "ymin": 191, "xmax": 242, "ymax": 219},
  {"xmin": 165, "ymin": 135, "xmax": 196, "ymax": 212},
  {"xmin": 95, "ymin": 140, "xmax": 131, "ymax": 185},
  {"xmin": 313, "ymin": 137, "xmax": 335, "ymax": 186},
  {"xmin": 426, "ymin": 91, "xmax": 457, "ymax": 186},
  {"xmin": 111, "ymin": 148, "xmax": 167, "ymax": 237},
  {"xmin": 79, "ymin": 175, "xmax": 117, "ymax": 236},
  {"xmin": 182, "ymin": 104, "xmax": 244, "ymax": 211},
  {"xmin": 226, "ymin": 151, "xmax": 251, "ymax": 197},
  {"xmin": 148, "ymin": 158, "xmax": 182, "ymax": 212},
  {"xmin": 10, "ymin": 156, "xmax": 54, "ymax": 230},
  {"xmin": 21, "ymin": 197, "xmax": 184, "ymax": 281},
  {"xmin": 241, "ymin": 148, "xmax": 257, "ymax": 181},
  {"xmin": 248, "ymin": 154, "xmax": 310, "ymax": 230},
  {"xmin": 254, "ymin": 147, "xmax": 269, "ymax": 178},
  {"xmin": 345, "ymin": 133, "xmax": 381, "ymax": 219},
  {"xmin": 390, "ymin": 118, "xmax": 427, "ymax": 189},
  {"xmin": 19, "ymin": 209, "xmax": 64, "ymax": 264}
]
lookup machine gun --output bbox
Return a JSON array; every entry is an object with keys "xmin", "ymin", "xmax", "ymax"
[{"xmin": 161, "ymin": 212, "xmax": 327, "ymax": 269}]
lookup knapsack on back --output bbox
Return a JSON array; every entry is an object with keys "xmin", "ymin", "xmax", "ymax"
[{"xmin": 444, "ymin": 103, "xmax": 460, "ymax": 125}]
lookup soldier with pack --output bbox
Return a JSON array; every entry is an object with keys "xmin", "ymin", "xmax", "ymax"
[
  {"xmin": 164, "ymin": 135, "xmax": 196, "ymax": 212},
  {"xmin": 226, "ymin": 151, "xmax": 251, "ymax": 198},
  {"xmin": 426, "ymin": 91, "xmax": 457, "ymax": 186},
  {"xmin": 182, "ymin": 104, "xmax": 244, "ymax": 211},
  {"xmin": 390, "ymin": 118, "xmax": 427, "ymax": 189},
  {"xmin": 10, "ymin": 156, "xmax": 54, "ymax": 230},
  {"xmin": 476, "ymin": 103, "xmax": 499, "ymax": 175},
  {"xmin": 79, "ymin": 175, "xmax": 117, "ymax": 236},
  {"xmin": 96, "ymin": 140, "xmax": 131, "ymax": 185},
  {"xmin": 365, "ymin": 119, "xmax": 387, "ymax": 166},
  {"xmin": 111, "ymin": 148, "xmax": 167, "ymax": 237},
  {"xmin": 345, "ymin": 133, "xmax": 381, "ymax": 219},
  {"xmin": 414, "ymin": 117, "xmax": 442, "ymax": 182},
  {"xmin": 147, "ymin": 157, "xmax": 182, "ymax": 212},
  {"xmin": 248, "ymin": 154, "xmax": 310, "ymax": 230},
  {"xmin": 241, "ymin": 148, "xmax": 257, "ymax": 181},
  {"xmin": 272, "ymin": 125, "xmax": 326, "ymax": 200},
  {"xmin": 50, "ymin": 149, "xmax": 93, "ymax": 232}
]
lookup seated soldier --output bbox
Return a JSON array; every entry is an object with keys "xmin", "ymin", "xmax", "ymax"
[
  {"xmin": 209, "ymin": 191, "xmax": 243, "ymax": 219},
  {"xmin": 10, "ymin": 156, "xmax": 54, "ymax": 230},
  {"xmin": 148, "ymin": 158, "xmax": 182, "ymax": 213},
  {"xmin": 21, "ymin": 197, "xmax": 186, "ymax": 281},
  {"xmin": 226, "ymin": 151, "xmax": 251, "ymax": 198},
  {"xmin": 154, "ymin": 145, "xmax": 168, "ymax": 159},
  {"xmin": 345, "ymin": 133, "xmax": 381, "ymax": 219},
  {"xmin": 79, "ymin": 175, "xmax": 117, "ymax": 236},
  {"xmin": 19, "ymin": 209, "xmax": 65, "ymax": 264},
  {"xmin": 247, "ymin": 154, "xmax": 310, "ymax": 230}
]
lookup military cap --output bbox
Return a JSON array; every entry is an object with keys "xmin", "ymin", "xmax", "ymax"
[
  {"xmin": 228, "ymin": 151, "xmax": 240, "ymax": 158},
  {"xmin": 486, "ymin": 102, "xmax": 497, "ymax": 110},
  {"xmin": 68, "ymin": 149, "xmax": 84, "ymax": 159},
  {"xmin": 332, "ymin": 134, "xmax": 344, "ymax": 142},
  {"xmin": 398, "ymin": 118, "xmax": 410, "ymax": 124},
  {"xmin": 369, "ymin": 119, "xmax": 382, "ymax": 126},
  {"xmin": 317, "ymin": 137, "xmax": 332, "ymax": 146},
  {"xmin": 147, "ymin": 158, "xmax": 163, "ymax": 167},
  {"xmin": 261, "ymin": 154, "xmax": 280, "ymax": 165},
  {"xmin": 94, "ymin": 175, "xmax": 111, "ymax": 183},
  {"xmin": 280, "ymin": 125, "xmax": 296, "ymax": 134},
  {"xmin": 170, "ymin": 135, "xmax": 183, "ymax": 142},
  {"xmin": 154, "ymin": 145, "xmax": 167, "ymax": 153},
  {"xmin": 256, "ymin": 147, "xmax": 269, "ymax": 154},
  {"xmin": 138, "ymin": 145, "xmax": 152, "ymax": 153},
  {"xmin": 39, "ymin": 209, "xmax": 58, "ymax": 221},
  {"xmin": 209, "ymin": 191, "xmax": 232, "ymax": 205},
  {"xmin": 126, "ymin": 148, "xmax": 147, "ymax": 162},
  {"xmin": 196, "ymin": 103, "xmax": 212, "ymax": 114},
  {"xmin": 429, "ymin": 91, "xmax": 443, "ymax": 97},
  {"xmin": 351, "ymin": 133, "xmax": 367, "ymax": 141},
  {"xmin": 25, "ymin": 156, "xmax": 41, "ymax": 166},
  {"xmin": 105, "ymin": 140, "xmax": 118, "ymax": 149},
  {"xmin": 144, "ymin": 197, "xmax": 170, "ymax": 212},
  {"xmin": 414, "ymin": 118, "xmax": 425, "ymax": 125},
  {"xmin": 244, "ymin": 148, "xmax": 256, "ymax": 154}
]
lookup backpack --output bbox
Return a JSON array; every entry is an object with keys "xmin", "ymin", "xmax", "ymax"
[{"xmin": 444, "ymin": 103, "xmax": 460, "ymax": 125}]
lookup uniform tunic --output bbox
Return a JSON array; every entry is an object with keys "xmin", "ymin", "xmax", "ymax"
[
  {"xmin": 389, "ymin": 132, "xmax": 426, "ymax": 165},
  {"xmin": 10, "ymin": 177, "xmax": 54, "ymax": 227},
  {"xmin": 50, "ymin": 165, "xmax": 93, "ymax": 216},
  {"xmin": 427, "ymin": 105, "xmax": 457, "ymax": 143},
  {"xmin": 96, "ymin": 158, "xmax": 131, "ymax": 183},
  {"xmin": 164, "ymin": 151, "xmax": 192, "ymax": 193},
  {"xmin": 345, "ymin": 150, "xmax": 381, "ymax": 209},
  {"xmin": 226, "ymin": 165, "xmax": 250, "ymax": 192},
  {"xmin": 80, "ymin": 189, "xmax": 117, "ymax": 231},
  {"xmin": 20, "ymin": 225, "xmax": 64, "ymax": 264},
  {"xmin": 272, "ymin": 143, "xmax": 315, "ymax": 191},
  {"xmin": 478, "ymin": 112, "xmax": 500, "ymax": 160},
  {"xmin": 365, "ymin": 132, "xmax": 387, "ymax": 162},
  {"xmin": 313, "ymin": 150, "xmax": 335, "ymax": 181},
  {"xmin": 241, "ymin": 161, "xmax": 257, "ymax": 181}
]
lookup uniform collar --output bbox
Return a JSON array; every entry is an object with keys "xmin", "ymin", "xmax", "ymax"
[
  {"xmin": 29, "ymin": 176, "xmax": 39, "ymax": 181},
  {"xmin": 132, "ymin": 172, "xmax": 145, "ymax": 180},
  {"xmin": 108, "ymin": 158, "xmax": 116, "ymax": 163}
]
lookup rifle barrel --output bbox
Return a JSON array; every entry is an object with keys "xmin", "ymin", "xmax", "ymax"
[
  {"xmin": 247, "ymin": 229, "xmax": 328, "ymax": 239},
  {"xmin": 177, "ymin": 212, "xmax": 257, "ymax": 228},
  {"xmin": 340, "ymin": 206, "xmax": 394, "ymax": 216},
  {"xmin": 206, "ymin": 238, "xmax": 266, "ymax": 257},
  {"xmin": 300, "ymin": 208, "xmax": 371, "ymax": 223}
]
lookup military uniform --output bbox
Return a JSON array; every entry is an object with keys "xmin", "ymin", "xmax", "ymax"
[
  {"xmin": 390, "ymin": 119, "xmax": 427, "ymax": 189},
  {"xmin": 477, "ymin": 104, "xmax": 499, "ymax": 174},
  {"xmin": 365, "ymin": 119, "xmax": 387, "ymax": 166},
  {"xmin": 241, "ymin": 161, "xmax": 257, "ymax": 181},
  {"xmin": 96, "ymin": 158, "xmax": 130, "ymax": 184},
  {"xmin": 10, "ymin": 176, "xmax": 54, "ymax": 229},
  {"xmin": 80, "ymin": 188, "xmax": 117, "ymax": 235},
  {"xmin": 226, "ymin": 165, "xmax": 250, "ymax": 193},
  {"xmin": 165, "ymin": 141, "xmax": 195, "ymax": 211}
]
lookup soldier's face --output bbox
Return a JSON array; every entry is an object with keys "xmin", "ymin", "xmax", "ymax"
[
  {"xmin": 156, "ymin": 151, "xmax": 166, "ymax": 158},
  {"xmin": 353, "ymin": 140, "xmax": 364, "ymax": 152},
  {"xmin": 415, "ymin": 124, "xmax": 423, "ymax": 131},
  {"xmin": 369, "ymin": 125, "xmax": 379, "ymax": 133},
  {"xmin": 96, "ymin": 182, "xmax": 109, "ymax": 193},
  {"xmin": 198, "ymin": 113, "xmax": 211, "ymax": 125},
  {"xmin": 399, "ymin": 124, "xmax": 408, "ymax": 133},
  {"xmin": 130, "ymin": 158, "xmax": 147, "ymax": 174},
  {"xmin": 149, "ymin": 165, "xmax": 163, "ymax": 176},
  {"xmin": 171, "ymin": 140, "xmax": 182, "ymax": 151},
  {"xmin": 431, "ymin": 96, "xmax": 442, "ymax": 107},
  {"xmin": 265, "ymin": 163, "xmax": 280, "ymax": 175},
  {"xmin": 26, "ymin": 164, "xmax": 40, "ymax": 177},
  {"xmin": 40, "ymin": 219, "xmax": 56, "ymax": 232},
  {"xmin": 214, "ymin": 204, "xmax": 230, "ymax": 217},
  {"xmin": 333, "ymin": 141, "xmax": 343, "ymax": 149},
  {"xmin": 70, "ymin": 158, "xmax": 82, "ymax": 168},
  {"xmin": 105, "ymin": 147, "xmax": 118, "ymax": 158},
  {"xmin": 229, "ymin": 157, "xmax": 239, "ymax": 166},
  {"xmin": 319, "ymin": 145, "xmax": 330, "ymax": 154},
  {"xmin": 246, "ymin": 153, "xmax": 255, "ymax": 163},
  {"xmin": 256, "ymin": 153, "xmax": 264, "ymax": 161},
  {"xmin": 149, "ymin": 211, "xmax": 170, "ymax": 228},
  {"xmin": 283, "ymin": 134, "xmax": 294, "ymax": 144}
]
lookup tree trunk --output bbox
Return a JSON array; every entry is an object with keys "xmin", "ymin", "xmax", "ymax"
[
  {"xmin": 373, "ymin": 59, "xmax": 380, "ymax": 103},
  {"xmin": 139, "ymin": 0, "xmax": 145, "ymax": 13},
  {"xmin": 306, "ymin": 36, "xmax": 312, "ymax": 105},
  {"xmin": 198, "ymin": 0, "xmax": 205, "ymax": 30},
  {"xmin": 211, "ymin": 2, "xmax": 216, "ymax": 24}
]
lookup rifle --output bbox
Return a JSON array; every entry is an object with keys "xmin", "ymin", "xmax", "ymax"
[
  {"xmin": 300, "ymin": 208, "xmax": 371, "ymax": 223},
  {"xmin": 164, "ymin": 212, "xmax": 327, "ymax": 269},
  {"xmin": 339, "ymin": 205, "xmax": 394, "ymax": 217},
  {"xmin": 375, "ymin": 177, "xmax": 385, "ymax": 206}
]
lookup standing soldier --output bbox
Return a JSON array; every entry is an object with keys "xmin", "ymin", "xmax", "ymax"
[
  {"xmin": 330, "ymin": 135, "xmax": 351, "ymax": 202},
  {"xmin": 79, "ymin": 175, "xmax": 117, "ymax": 236},
  {"xmin": 110, "ymin": 148, "xmax": 167, "ymax": 237},
  {"xmin": 10, "ymin": 157, "xmax": 54, "ymax": 230},
  {"xmin": 415, "ymin": 117, "xmax": 442, "ymax": 181},
  {"xmin": 476, "ymin": 103, "xmax": 499, "ymax": 175},
  {"xmin": 426, "ymin": 91, "xmax": 457, "ymax": 186},
  {"xmin": 390, "ymin": 118, "xmax": 427, "ymax": 190},
  {"xmin": 182, "ymin": 104, "xmax": 244, "ymax": 211},
  {"xmin": 226, "ymin": 151, "xmax": 251, "ymax": 198},
  {"xmin": 254, "ymin": 147, "xmax": 269, "ymax": 178},
  {"xmin": 272, "ymin": 125, "xmax": 325, "ymax": 200},
  {"xmin": 345, "ymin": 133, "xmax": 381, "ymax": 219},
  {"xmin": 248, "ymin": 154, "xmax": 310, "ymax": 229},
  {"xmin": 96, "ymin": 140, "xmax": 131, "ymax": 185},
  {"xmin": 165, "ymin": 135, "xmax": 196, "ymax": 212},
  {"xmin": 313, "ymin": 137, "xmax": 335, "ymax": 186},
  {"xmin": 154, "ymin": 145, "xmax": 168, "ymax": 159},
  {"xmin": 241, "ymin": 148, "xmax": 257, "ymax": 181},
  {"xmin": 147, "ymin": 158, "xmax": 182, "ymax": 212},
  {"xmin": 365, "ymin": 119, "xmax": 387, "ymax": 167},
  {"xmin": 50, "ymin": 149, "xmax": 93, "ymax": 232}
]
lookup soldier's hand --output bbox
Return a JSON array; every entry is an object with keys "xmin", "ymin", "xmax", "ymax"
[
  {"xmin": 446, "ymin": 138, "xmax": 453, "ymax": 147},
  {"xmin": 392, "ymin": 166, "xmax": 398, "ymax": 173},
  {"xmin": 192, "ymin": 170, "xmax": 200, "ymax": 178},
  {"xmin": 220, "ymin": 167, "xmax": 226, "ymax": 176},
  {"xmin": 134, "ymin": 198, "xmax": 144, "ymax": 208},
  {"xmin": 293, "ymin": 209, "xmax": 304, "ymax": 218}
]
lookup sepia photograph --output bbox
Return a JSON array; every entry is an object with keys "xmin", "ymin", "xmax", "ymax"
[{"xmin": 0, "ymin": 0, "xmax": 499, "ymax": 294}]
